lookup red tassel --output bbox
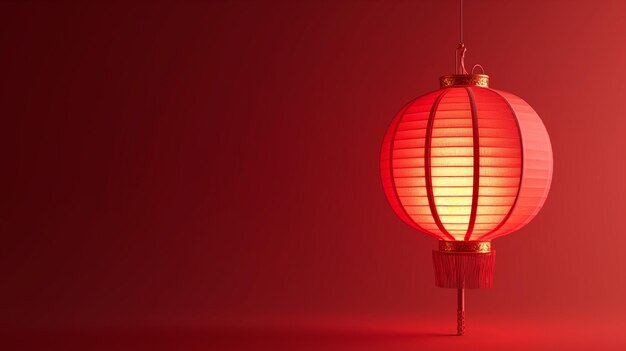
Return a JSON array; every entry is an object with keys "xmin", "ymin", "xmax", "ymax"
[{"xmin": 432, "ymin": 250, "xmax": 496, "ymax": 289}]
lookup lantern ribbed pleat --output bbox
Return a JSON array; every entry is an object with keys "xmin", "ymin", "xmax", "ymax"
[{"xmin": 381, "ymin": 86, "xmax": 552, "ymax": 241}]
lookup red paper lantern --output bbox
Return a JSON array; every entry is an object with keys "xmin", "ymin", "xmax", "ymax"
[
  {"xmin": 381, "ymin": 80, "xmax": 552, "ymax": 240},
  {"xmin": 380, "ymin": 74, "xmax": 553, "ymax": 334}
]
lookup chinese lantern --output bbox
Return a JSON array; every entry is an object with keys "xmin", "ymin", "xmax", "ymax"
[
  {"xmin": 380, "ymin": 73, "xmax": 553, "ymax": 335},
  {"xmin": 379, "ymin": 3, "xmax": 553, "ymax": 336}
]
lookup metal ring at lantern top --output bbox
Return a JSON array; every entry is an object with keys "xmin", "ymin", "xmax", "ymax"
[{"xmin": 440, "ymin": 74, "xmax": 489, "ymax": 88}]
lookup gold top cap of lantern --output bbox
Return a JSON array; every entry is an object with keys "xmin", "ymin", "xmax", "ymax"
[{"xmin": 440, "ymin": 74, "xmax": 489, "ymax": 88}]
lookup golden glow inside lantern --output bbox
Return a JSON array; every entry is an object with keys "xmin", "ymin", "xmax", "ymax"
[{"xmin": 380, "ymin": 71, "xmax": 552, "ymax": 334}]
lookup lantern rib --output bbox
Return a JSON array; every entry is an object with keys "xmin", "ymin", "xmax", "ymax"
[
  {"xmin": 476, "ymin": 89, "xmax": 525, "ymax": 241},
  {"xmin": 388, "ymin": 101, "xmax": 440, "ymax": 240},
  {"xmin": 424, "ymin": 89, "xmax": 456, "ymax": 241},
  {"xmin": 463, "ymin": 87, "xmax": 480, "ymax": 241}
]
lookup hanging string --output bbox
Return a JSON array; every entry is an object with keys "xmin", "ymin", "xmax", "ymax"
[
  {"xmin": 455, "ymin": 0, "xmax": 468, "ymax": 75},
  {"xmin": 460, "ymin": 0, "xmax": 463, "ymax": 44}
]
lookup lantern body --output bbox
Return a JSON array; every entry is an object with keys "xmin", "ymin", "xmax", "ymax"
[{"xmin": 380, "ymin": 86, "xmax": 552, "ymax": 242}]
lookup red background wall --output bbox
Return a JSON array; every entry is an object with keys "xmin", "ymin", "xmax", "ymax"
[{"xmin": 1, "ymin": 0, "xmax": 625, "ymax": 349}]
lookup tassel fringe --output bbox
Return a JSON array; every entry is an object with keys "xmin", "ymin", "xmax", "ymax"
[{"xmin": 432, "ymin": 250, "xmax": 496, "ymax": 289}]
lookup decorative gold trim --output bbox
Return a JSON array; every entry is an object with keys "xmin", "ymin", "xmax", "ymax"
[
  {"xmin": 440, "ymin": 74, "xmax": 489, "ymax": 88},
  {"xmin": 438, "ymin": 241, "xmax": 491, "ymax": 253}
]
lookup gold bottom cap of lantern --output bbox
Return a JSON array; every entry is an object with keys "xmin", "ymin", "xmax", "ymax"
[{"xmin": 438, "ymin": 240, "xmax": 491, "ymax": 253}]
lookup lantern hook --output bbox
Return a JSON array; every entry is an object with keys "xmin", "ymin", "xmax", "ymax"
[{"xmin": 455, "ymin": 43, "xmax": 468, "ymax": 75}]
